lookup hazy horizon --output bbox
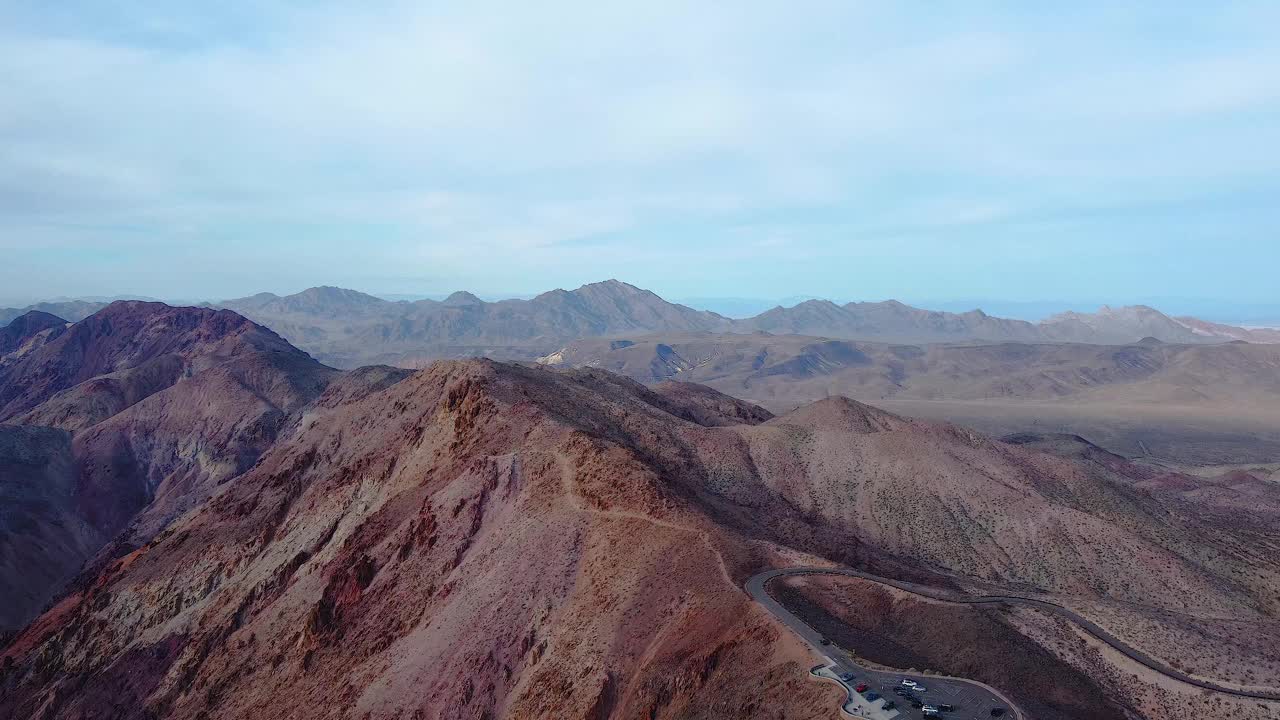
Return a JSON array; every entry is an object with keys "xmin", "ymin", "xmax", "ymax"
[{"xmin": 5, "ymin": 282, "xmax": 1280, "ymax": 325}]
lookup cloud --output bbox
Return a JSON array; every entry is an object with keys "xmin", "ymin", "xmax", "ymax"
[{"xmin": 1, "ymin": 2, "xmax": 1279, "ymax": 301}]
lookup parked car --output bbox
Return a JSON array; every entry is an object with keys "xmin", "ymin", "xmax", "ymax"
[
  {"xmin": 866, "ymin": 692, "xmax": 880, "ymax": 701},
  {"xmin": 939, "ymin": 704, "xmax": 955, "ymax": 712},
  {"xmin": 900, "ymin": 680, "xmax": 917, "ymax": 687},
  {"xmin": 893, "ymin": 688, "xmax": 908, "ymax": 696},
  {"xmin": 914, "ymin": 686, "xmax": 928, "ymax": 693},
  {"xmin": 839, "ymin": 672, "xmax": 855, "ymax": 681},
  {"xmin": 883, "ymin": 701, "xmax": 897, "ymax": 710},
  {"xmin": 911, "ymin": 700, "xmax": 923, "ymax": 709},
  {"xmin": 991, "ymin": 709, "xmax": 1006, "ymax": 717},
  {"xmin": 855, "ymin": 683, "xmax": 869, "ymax": 693}
]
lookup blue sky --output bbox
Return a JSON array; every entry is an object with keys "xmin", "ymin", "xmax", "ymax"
[{"xmin": 2, "ymin": 2, "xmax": 1278, "ymax": 308}]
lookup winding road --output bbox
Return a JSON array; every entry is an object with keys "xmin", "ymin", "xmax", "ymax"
[
  {"xmin": 749, "ymin": 568, "xmax": 1021, "ymax": 720},
  {"xmin": 749, "ymin": 566, "xmax": 1280, "ymax": 707}
]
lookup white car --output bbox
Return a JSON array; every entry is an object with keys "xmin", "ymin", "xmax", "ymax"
[
  {"xmin": 914, "ymin": 686, "xmax": 928, "ymax": 693},
  {"xmin": 900, "ymin": 680, "xmax": 917, "ymax": 687}
]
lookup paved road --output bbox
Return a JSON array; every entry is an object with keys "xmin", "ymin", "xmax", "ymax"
[
  {"xmin": 750, "ymin": 566, "xmax": 1280, "ymax": 707},
  {"xmin": 749, "ymin": 569, "xmax": 1021, "ymax": 720}
]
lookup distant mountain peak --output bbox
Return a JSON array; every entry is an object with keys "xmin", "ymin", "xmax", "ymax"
[
  {"xmin": 582, "ymin": 278, "xmax": 639, "ymax": 290},
  {"xmin": 7, "ymin": 309, "xmax": 67, "ymax": 326},
  {"xmin": 767, "ymin": 395, "xmax": 906, "ymax": 434},
  {"xmin": 442, "ymin": 291, "xmax": 483, "ymax": 306},
  {"xmin": 572, "ymin": 278, "xmax": 650, "ymax": 298},
  {"xmin": 298, "ymin": 286, "xmax": 384, "ymax": 303},
  {"xmin": 1098, "ymin": 304, "xmax": 1162, "ymax": 317},
  {"xmin": 0, "ymin": 310, "xmax": 69, "ymax": 355}
]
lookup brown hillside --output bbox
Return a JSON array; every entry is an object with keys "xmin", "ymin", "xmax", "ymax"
[{"xmin": 2, "ymin": 361, "xmax": 1277, "ymax": 718}]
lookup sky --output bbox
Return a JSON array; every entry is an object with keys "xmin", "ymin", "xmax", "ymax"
[{"xmin": 2, "ymin": 2, "xmax": 1279, "ymax": 309}]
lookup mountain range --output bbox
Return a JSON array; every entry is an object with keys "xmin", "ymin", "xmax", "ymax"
[
  {"xmin": 0, "ymin": 300, "xmax": 115, "ymax": 326},
  {"xmin": 1, "ymin": 301, "xmax": 1278, "ymax": 719},
  {"xmin": 215, "ymin": 281, "xmax": 726, "ymax": 367},
  {"xmin": 212, "ymin": 281, "xmax": 1280, "ymax": 368},
  {"xmin": 7, "ymin": 281, "xmax": 1277, "ymax": 370},
  {"xmin": 5, "ymin": 291, "xmax": 1278, "ymax": 466}
]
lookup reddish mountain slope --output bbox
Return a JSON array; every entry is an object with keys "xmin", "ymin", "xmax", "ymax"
[
  {"xmin": 0, "ymin": 301, "xmax": 303, "ymax": 426},
  {"xmin": 71, "ymin": 350, "xmax": 337, "ymax": 552},
  {"xmin": 0, "ymin": 362, "xmax": 838, "ymax": 720},
  {"xmin": 0, "ymin": 303, "xmax": 337, "ymax": 634},
  {"xmin": 2, "ymin": 362, "xmax": 1276, "ymax": 719},
  {"xmin": 0, "ymin": 311, "xmax": 67, "ymax": 357}
]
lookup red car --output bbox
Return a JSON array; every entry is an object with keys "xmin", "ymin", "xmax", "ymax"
[{"xmin": 855, "ymin": 683, "xmax": 869, "ymax": 693}]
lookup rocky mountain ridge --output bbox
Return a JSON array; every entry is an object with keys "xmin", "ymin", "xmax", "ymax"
[
  {"xmin": 9, "ymin": 283, "xmax": 1276, "ymax": 371},
  {"xmin": 2, "ymin": 357, "xmax": 1277, "ymax": 719},
  {"xmin": 209, "ymin": 281, "xmax": 1280, "ymax": 368}
]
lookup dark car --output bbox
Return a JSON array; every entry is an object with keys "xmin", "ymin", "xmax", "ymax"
[
  {"xmin": 839, "ymin": 672, "xmax": 855, "ymax": 681},
  {"xmin": 939, "ymin": 705, "xmax": 955, "ymax": 712},
  {"xmin": 893, "ymin": 688, "xmax": 908, "ymax": 696},
  {"xmin": 866, "ymin": 692, "xmax": 880, "ymax": 701},
  {"xmin": 883, "ymin": 701, "xmax": 897, "ymax": 710},
  {"xmin": 819, "ymin": 638, "xmax": 831, "ymax": 646},
  {"xmin": 991, "ymin": 709, "xmax": 1006, "ymax": 717},
  {"xmin": 911, "ymin": 700, "xmax": 924, "ymax": 709}
]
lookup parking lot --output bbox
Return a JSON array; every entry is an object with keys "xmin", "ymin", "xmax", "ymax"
[
  {"xmin": 747, "ymin": 568, "xmax": 1020, "ymax": 720},
  {"xmin": 826, "ymin": 651, "xmax": 1012, "ymax": 720}
]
